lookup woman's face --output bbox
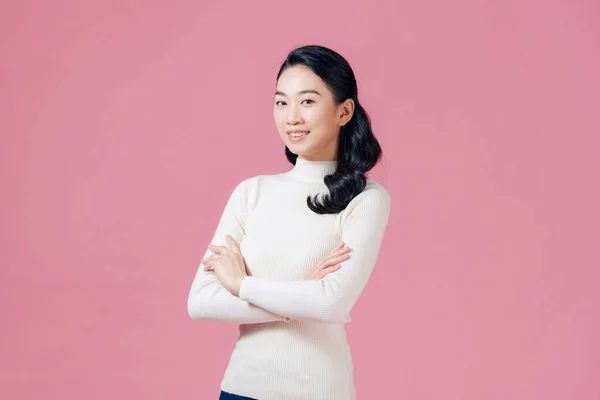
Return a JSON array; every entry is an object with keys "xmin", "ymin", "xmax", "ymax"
[{"xmin": 274, "ymin": 66, "xmax": 353, "ymax": 161}]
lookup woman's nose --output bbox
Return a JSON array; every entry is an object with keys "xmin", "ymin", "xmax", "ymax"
[{"xmin": 286, "ymin": 105, "xmax": 302, "ymax": 124}]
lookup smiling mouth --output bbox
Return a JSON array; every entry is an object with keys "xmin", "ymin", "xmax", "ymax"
[
  {"xmin": 288, "ymin": 131, "xmax": 309, "ymax": 138},
  {"xmin": 287, "ymin": 131, "xmax": 309, "ymax": 141}
]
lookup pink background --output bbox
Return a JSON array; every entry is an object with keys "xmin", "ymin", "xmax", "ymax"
[{"xmin": 1, "ymin": 1, "xmax": 599, "ymax": 399}]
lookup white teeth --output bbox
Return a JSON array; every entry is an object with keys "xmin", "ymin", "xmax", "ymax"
[{"xmin": 289, "ymin": 132, "xmax": 308, "ymax": 137}]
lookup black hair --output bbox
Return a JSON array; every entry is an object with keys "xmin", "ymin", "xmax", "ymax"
[{"xmin": 277, "ymin": 45, "xmax": 383, "ymax": 214}]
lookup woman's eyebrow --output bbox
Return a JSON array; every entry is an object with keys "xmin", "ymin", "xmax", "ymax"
[{"xmin": 275, "ymin": 90, "xmax": 322, "ymax": 96}]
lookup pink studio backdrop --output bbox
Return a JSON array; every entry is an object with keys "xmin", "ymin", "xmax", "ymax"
[{"xmin": 1, "ymin": 1, "xmax": 598, "ymax": 399}]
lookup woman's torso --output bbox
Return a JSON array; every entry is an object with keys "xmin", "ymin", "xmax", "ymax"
[{"xmin": 220, "ymin": 175, "xmax": 356, "ymax": 400}]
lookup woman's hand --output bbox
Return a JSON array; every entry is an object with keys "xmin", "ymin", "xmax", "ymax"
[
  {"xmin": 303, "ymin": 242, "xmax": 350, "ymax": 280},
  {"xmin": 201, "ymin": 234, "xmax": 247, "ymax": 296}
]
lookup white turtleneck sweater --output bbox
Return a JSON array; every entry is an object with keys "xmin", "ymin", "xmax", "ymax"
[{"xmin": 187, "ymin": 158, "xmax": 391, "ymax": 400}]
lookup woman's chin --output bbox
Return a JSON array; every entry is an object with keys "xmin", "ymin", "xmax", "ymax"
[{"xmin": 286, "ymin": 140, "xmax": 309, "ymax": 151}]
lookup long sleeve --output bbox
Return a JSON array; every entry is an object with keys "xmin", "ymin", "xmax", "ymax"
[
  {"xmin": 238, "ymin": 186, "xmax": 391, "ymax": 323},
  {"xmin": 187, "ymin": 178, "xmax": 288, "ymax": 324}
]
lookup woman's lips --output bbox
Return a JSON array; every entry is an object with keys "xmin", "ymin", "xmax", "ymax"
[{"xmin": 287, "ymin": 131, "xmax": 309, "ymax": 141}]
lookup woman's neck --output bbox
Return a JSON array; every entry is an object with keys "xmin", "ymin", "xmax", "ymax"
[{"xmin": 286, "ymin": 158, "xmax": 338, "ymax": 182}]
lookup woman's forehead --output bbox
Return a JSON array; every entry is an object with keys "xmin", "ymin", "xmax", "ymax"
[{"xmin": 276, "ymin": 68, "xmax": 330, "ymax": 97}]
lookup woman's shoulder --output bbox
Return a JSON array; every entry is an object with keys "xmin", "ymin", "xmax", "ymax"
[
  {"xmin": 360, "ymin": 179, "xmax": 391, "ymax": 205},
  {"xmin": 336, "ymin": 178, "xmax": 391, "ymax": 218},
  {"xmin": 233, "ymin": 173, "xmax": 277, "ymax": 190},
  {"xmin": 233, "ymin": 172, "xmax": 291, "ymax": 192},
  {"xmin": 335, "ymin": 179, "xmax": 391, "ymax": 231},
  {"xmin": 234, "ymin": 175, "xmax": 261, "ymax": 189},
  {"xmin": 230, "ymin": 173, "xmax": 280, "ymax": 202},
  {"xmin": 229, "ymin": 175, "xmax": 262, "ymax": 198}
]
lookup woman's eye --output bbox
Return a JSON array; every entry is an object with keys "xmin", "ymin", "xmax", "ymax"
[{"xmin": 275, "ymin": 99, "xmax": 313, "ymax": 106}]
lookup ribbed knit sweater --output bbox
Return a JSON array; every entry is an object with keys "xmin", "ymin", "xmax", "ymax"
[{"xmin": 187, "ymin": 158, "xmax": 391, "ymax": 400}]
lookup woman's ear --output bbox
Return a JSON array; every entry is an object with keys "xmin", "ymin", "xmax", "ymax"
[{"xmin": 338, "ymin": 98, "xmax": 355, "ymax": 127}]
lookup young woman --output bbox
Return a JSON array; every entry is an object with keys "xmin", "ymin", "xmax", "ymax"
[{"xmin": 187, "ymin": 45, "xmax": 391, "ymax": 400}]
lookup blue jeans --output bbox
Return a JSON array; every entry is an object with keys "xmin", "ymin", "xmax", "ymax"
[{"xmin": 219, "ymin": 390, "xmax": 257, "ymax": 400}]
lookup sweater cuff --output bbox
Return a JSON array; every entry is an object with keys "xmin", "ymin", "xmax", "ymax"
[{"xmin": 238, "ymin": 276, "xmax": 254, "ymax": 302}]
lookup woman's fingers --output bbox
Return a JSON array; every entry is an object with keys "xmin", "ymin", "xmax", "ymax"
[
  {"xmin": 202, "ymin": 254, "xmax": 219, "ymax": 271},
  {"xmin": 310, "ymin": 246, "xmax": 350, "ymax": 277},
  {"xmin": 320, "ymin": 252, "xmax": 350, "ymax": 268},
  {"xmin": 333, "ymin": 242, "xmax": 345, "ymax": 251},
  {"xmin": 304, "ymin": 267, "xmax": 320, "ymax": 280},
  {"xmin": 303, "ymin": 243, "xmax": 348, "ymax": 280},
  {"xmin": 305, "ymin": 262, "xmax": 342, "ymax": 280},
  {"xmin": 226, "ymin": 234, "xmax": 241, "ymax": 254},
  {"xmin": 314, "ymin": 264, "xmax": 342, "ymax": 279},
  {"xmin": 202, "ymin": 254, "xmax": 218, "ymax": 264},
  {"xmin": 208, "ymin": 244, "xmax": 229, "ymax": 255},
  {"xmin": 203, "ymin": 260, "xmax": 214, "ymax": 271},
  {"xmin": 330, "ymin": 243, "xmax": 347, "ymax": 254},
  {"xmin": 325, "ymin": 245, "xmax": 349, "ymax": 259}
]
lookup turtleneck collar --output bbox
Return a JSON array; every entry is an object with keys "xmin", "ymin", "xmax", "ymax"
[{"xmin": 286, "ymin": 158, "xmax": 338, "ymax": 182}]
